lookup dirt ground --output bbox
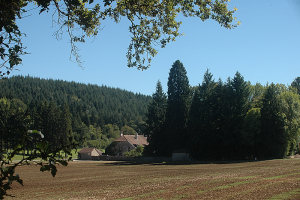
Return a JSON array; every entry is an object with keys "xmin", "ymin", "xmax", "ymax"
[{"xmin": 5, "ymin": 158, "xmax": 300, "ymax": 200}]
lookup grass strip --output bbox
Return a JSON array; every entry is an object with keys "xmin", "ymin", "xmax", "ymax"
[
  {"xmin": 264, "ymin": 172, "xmax": 300, "ymax": 180},
  {"xmin": 213, "ymin": 180, "xmax": 250, "ymax": 190},
  {"xmin": 269, "ymin": 188, "xmax": 300, "ymax": 200}
]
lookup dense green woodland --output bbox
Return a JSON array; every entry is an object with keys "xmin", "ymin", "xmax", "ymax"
[
  {"xmin": 0, "ymin": 76, "xmax": 151, "ymax": 150},
  {"xmin": 1, "ymin": 69, "xmax": 300, "ymax": 161},
  {"xmin": 145, "ymin": 60, "xmax": 300, "ymax": 160}
]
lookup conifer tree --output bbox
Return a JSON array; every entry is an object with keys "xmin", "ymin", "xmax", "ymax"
[
  {"xmin": 165, "ymin": 60, "xmax": 191, "ymax": 154},
  {"xmin": 145, "ymin": 81, "xmax": 167, "ymax": 155},
  {"xmin": 58, "ymin": 105, "xmax": 74, "ymax": 150},
  {"xmin": 242, "ymin": 108, "xmax": 261, "ymax": 159},
  {"xmin": 225, "ymin": 72, "xmax": 250, "ymax": 158},
  {"xmin": 189, "ymin": 86, "xmax": 202, "ymax": 134},
  {"xmin": 260, "ymin": 84, "xmax": 286, "ymax": 159},
  {"xmin": 189, "ymin": 70, "xmax": 216, "ymax": 159}
]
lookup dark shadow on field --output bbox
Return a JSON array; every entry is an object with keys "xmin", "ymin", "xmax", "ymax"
[
  {"xmin": 97, "ymin": 154, "xmax": 300, "ymax": 166},
  {"xmin": 101, "ymin": 159, "xmax": 260, "ymax": 166}
]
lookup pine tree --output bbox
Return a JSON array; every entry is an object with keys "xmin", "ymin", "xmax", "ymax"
[
  {"xmin": 242, "ymin": 108, "xmax": 261, "ymax": 159},
  {"xmin": 226, "ymin": 72, "xmax": 250, "ymax": 159},
  {"xmin": 145, "ymin": 81, "xmax": 167, "ymax": 155},
  {"xmin": 189, "ymin": 86, "xmax": 201, "ymax": 134},
  {"xmin": 259, "ymin": 84, "xmax": 286, "ymax": 159},
  {"xmin": 58, "ymin": 104, "xmax": 74, "ymax": 150},
  {"xmin": 165, "ymin": 60, "xmax": 191, "ymax": 154},
  {"xmin": 189, "ymin": 70, "xmax": 216, "ymax": 159}
]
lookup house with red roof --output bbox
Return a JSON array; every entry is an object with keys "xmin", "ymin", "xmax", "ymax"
[{"xmin": 105, "ymin": 133, "xmax": 148, "ymax": 156}]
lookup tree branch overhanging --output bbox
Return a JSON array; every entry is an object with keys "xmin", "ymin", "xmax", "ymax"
[{"xmin": 0, "ymin": 0, "xmax": 239, "ymax": 78}]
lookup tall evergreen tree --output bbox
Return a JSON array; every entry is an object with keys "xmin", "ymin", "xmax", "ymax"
[
  {"xmin": 225, "ymin": 72, "xmax": 250, "ymax": 159},
  {"xmin": 242, "ymin": 108, "xmax": 261, "ymax": 159},
  {"xmin": 209, "ymin": 78, "xmax": 227, "ymax": 159},
  {"xmin": 58, "ymin": 105, "xmax": 74, "ymax": 150},
  {"xmin": 0, "ymin": 98, "xmax": 29, "ymax": 152},
  {"xmin": 32, "ymin": 102, "xmax": 74, "ymax": 151},
  {"xmin": 165, "ymin": 60, "xmax": 190, "ymax": 154},
  {"xmin": 145, "ymin": 81, "xmax": 167, "ymax": 155},
  {"xmin": 189, "ymin": 86, "xmax": 202, "ymax": 134},
  {"xmin": 259, "ymin": 84, "xmax": 286, "ymax": 159},
  {"xmin": 189, "ymin": 70, "xmax": 216, "ymax": 159}
]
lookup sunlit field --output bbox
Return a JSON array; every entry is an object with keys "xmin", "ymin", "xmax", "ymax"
[{"xmin": 6, "ymin": 158, "xmax": 300, "ymax": 200}]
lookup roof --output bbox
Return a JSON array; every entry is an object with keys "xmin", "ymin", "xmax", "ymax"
[
  {"xmin": 114, "ymin": 135, "xmax": 148, "ymax": 146},
  {"xmin": 114, "ymin": 136, "xmax": 128, "ymax": 142},
  {"xmin": 79, "ymin": 147, "xmax": 102, "ymax": 155}
]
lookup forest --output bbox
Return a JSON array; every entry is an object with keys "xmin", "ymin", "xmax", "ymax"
[
  {"xmin": 145, "ymin": 60, "xmax": 300, "ymax": 160},
  {"xmin": 0, "ymin": 76, "xmax": 151, "ymax": 151},
  {"xmin": 1, "ymin": 67, "xmax": 300, "ymax": 161}
]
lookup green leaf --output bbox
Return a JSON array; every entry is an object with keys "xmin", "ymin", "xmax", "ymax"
[
  {"xmin": 50, "ymin": 166, "xmax": 57, "ymax": 177},
  {"xmin": 40, "ymin": 165, "xmax": 50, "ymax": 172}
]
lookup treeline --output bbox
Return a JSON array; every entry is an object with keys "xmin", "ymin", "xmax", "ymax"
[
  {"xmin": 0, "ymin": 99, "xmax": 74, "ymax": 153},
  {"xmin": 0, "ymin": 76, "xmax": 151, "ymax": 149},
  {"xmin": 145, "ymin": 60, "xmax": 300, "ymax": 160}
]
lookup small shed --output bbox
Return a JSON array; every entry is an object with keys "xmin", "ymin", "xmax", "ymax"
[
  {"xmin": 78, "ymin": 148, "xmax": 102, "ymax": 160},
  {"xmin": 172, "ymin": 149, "xmax": 190, "ymax": 161}
]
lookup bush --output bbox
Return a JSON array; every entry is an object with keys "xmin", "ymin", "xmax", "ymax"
[{"xmin": 124, "ymin": 146, "xmax": 144, "ymax": 157}]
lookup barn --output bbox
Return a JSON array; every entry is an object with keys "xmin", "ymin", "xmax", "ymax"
[{"xmin": 78, "ymin": 148, "xmax": 102, "ymax": 160}]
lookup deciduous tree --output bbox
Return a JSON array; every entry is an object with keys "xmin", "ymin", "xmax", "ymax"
[
  {"xmin": 291, "ymin": 77, "xmax": 300, "ymax": 95},
  {"xmin": 0, "ymin": 0, "xmax": 238, "ymax": 77},
  {"xmin": 0, "ymin": 99, "xmax": 76, "ymax": 199},
  {"xmin": 279, "ymin": 91, "xmax": 300, "ymax": 156},
  {"xmin": 259, "ymin": 84, "xmax": 286, "ymax": 159}
]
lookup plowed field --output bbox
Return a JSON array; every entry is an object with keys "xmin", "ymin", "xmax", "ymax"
[{"xmin": 6, "ymin": 159, "xmax": 300, "ymax": 200}]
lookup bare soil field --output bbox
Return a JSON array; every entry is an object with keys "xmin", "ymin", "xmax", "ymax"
[{"xmin": 6, "ymin": 159, "xmax": 300, "ymax": 200}]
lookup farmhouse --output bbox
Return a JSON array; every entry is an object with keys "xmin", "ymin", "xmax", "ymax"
[
  {"xmin": 78, "ymin": 147, "xmax": 102, "ymax": 160},
  {"xmin": 105, "ymin": 133, "xmax": 148, "ymax": 156}
]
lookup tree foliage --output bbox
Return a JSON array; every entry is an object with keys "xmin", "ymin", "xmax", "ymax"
[
  {"xmin": 165, "ymin": 60, "xmax": 191, "ymax": 154},
  {"xmin": 259, "ymin": 84, "xmax": 287, "ymax": 159},
  {"xmin": 124, "ymin": 145, "xmax": 144, "ymax": 157},
  {"xmin": 0, "ymin": 76, "xmax": 150, "ymax": 162},
  {"xmin": 291, "ymin": 77, "xmax": 300, "ymax": 95},
  {"xmin": 242, "ymin": 107, "xmax": 261, "ymax": 159},
  {"xmin": 0, "ymin": 0, "xmax": 238, "ymax": 77},
  {"xmin": 0, "ymin": 98, "xmax": 76, "ymax": 198},
  {"xmin": 144, "ymin": 80, "xmax": 167, "ymax": 156},
  {"xmin": 279, "ymin": 91, "xmax": 300, "ymax": 156},
  {"xmin": 146, "ymin": 62, "xmax": 300, "ymax": 161},
  {"xmin": 0, "ymin": 76, "xmax": 150, "ymax": 127},
  {"xmin": 189, "ymin": 70, "xmax": 217, "ymax": 159},
  {"xmin": 121, "ymin": 125, "xmax": 137, "ymax": 135}
]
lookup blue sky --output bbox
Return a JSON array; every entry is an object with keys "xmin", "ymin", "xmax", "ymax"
[{"xmin": 12, "ymin": 0, "xmax": 300, "ymax": 95}]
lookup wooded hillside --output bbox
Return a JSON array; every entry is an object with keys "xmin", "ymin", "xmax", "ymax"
[
  {"xmin": 0, "ymin": 76, "xmax": 151, "ymax": 149},
  {"xmin": 0, "ymin": 76, "xmax": 151, "ymax": 127}
]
